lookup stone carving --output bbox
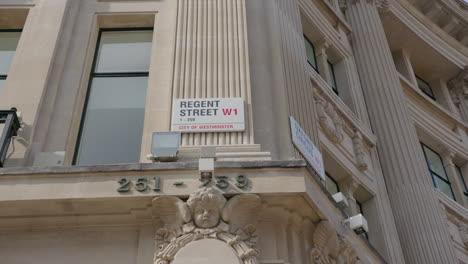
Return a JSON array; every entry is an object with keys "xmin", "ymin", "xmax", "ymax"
[
  {"xmin": 152, "ymin": 187, "xmax": 261, "ymax": 264},
  {"xmin": 314, "ymin": 90, "xmax": 344, "ymax": 144},
  {"xmin": 336, "ymin": 236, "xmax": 362, "ymax": 264},
  {"xmin": 352, "ymin": 130, "xmax": 368, "ymax": 171},
  {"xmin": 309, "ymin": 221, "xmax": 338, "ymax": 264},
  {"xmin": 309, "ymin": 221, "xmax": 363, "ymax": 264},
  {"xmin": 448, "ymin": 66, "xmax": 468, "ymax": 106},
  {"xmin": 447, "ymin": 213, "xmax": 468, "ymax": 248}
]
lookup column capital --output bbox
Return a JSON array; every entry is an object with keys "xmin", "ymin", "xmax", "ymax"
[
  {"xmin": 342, "ymin": 178, "xmax": 359, "ymax": 198},
  {"xmin": 315, "ymin": 38, "xmax": 330, "ymax": 55},
  {"xmin": 441, "ymin": 149, "xmax": 455, "ymax": 166}
]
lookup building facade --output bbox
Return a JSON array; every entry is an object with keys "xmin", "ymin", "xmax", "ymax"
[{"xmin": 0, "ymin": 0, "xmax": 467, "ymax": 263}]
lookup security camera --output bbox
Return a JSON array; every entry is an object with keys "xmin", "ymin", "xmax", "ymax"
[
  {"xmin": 332, "ymin": 192, "xmax": 349, "ymax": 210},
  {"xmin": 343, "ymin": 214, "xmax": 368, "ymax": 235}
]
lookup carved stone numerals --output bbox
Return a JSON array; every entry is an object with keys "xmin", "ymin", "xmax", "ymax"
[
  {"xmin": 117, "ymin": 177, "xmax": 161, "ymax": 192},
  {"xmin": 199, "ymin": 175, "xmax": 250, "ymax": 190}
]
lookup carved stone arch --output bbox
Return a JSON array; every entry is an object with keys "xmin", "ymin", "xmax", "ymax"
[
  {"xmin": 154, "ymin": 227, "xmax": 258, "ymax": 264},
  {"xmin": 172, "ymin": 239, "xmax": 241, "ymax": 264},
  {"xmin": 153, "ymin": 188, "xmax": 260, "ymax": 264}
]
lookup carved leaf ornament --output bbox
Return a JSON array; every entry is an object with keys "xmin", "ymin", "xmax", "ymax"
[{"xmin": 152, "ymin": 187, "xmax": 261, "ymax": 264}]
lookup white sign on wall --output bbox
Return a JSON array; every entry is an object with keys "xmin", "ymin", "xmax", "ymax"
[
  {"xmin": 172, "ymin": 98, "xmax": 245, "ymax": 133},
  {"xmin": 290, "ymin": 116, "xmax": 325, "ymax": 180}
]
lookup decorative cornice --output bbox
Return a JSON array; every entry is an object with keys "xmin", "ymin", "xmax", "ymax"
[{"xmin": 341, "ymin": 0, "xmax": 390, "ymax": 12}]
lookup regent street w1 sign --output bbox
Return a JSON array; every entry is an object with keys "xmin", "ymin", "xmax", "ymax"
[{"xmin": 171, "ymin": 98, "xmax": 245, "ymax": 132}]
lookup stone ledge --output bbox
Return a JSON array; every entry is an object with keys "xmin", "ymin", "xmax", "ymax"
[{"xmin": 0, "ymin": 160, "xmax": 307, "ymax": 176}]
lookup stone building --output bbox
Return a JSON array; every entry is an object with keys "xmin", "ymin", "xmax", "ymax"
[{"xmin": 0, "ymin": 0, "xmax": 466, "ymax": 263}]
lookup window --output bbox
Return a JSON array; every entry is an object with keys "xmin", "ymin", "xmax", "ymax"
[
  {"xmin": 0, "ymin": 30, "xmax": 21, "ymax": 93},
  {"xmin": 421, "ymin": 143, "xmax": 455, "ymax": 200},
  {"xmin": 415, "ymin": 76, "xmax": 435, "ymax": 100},
  {"xmin": 74, "ymin": 28, "xmax": 153, "ymax": 165},
  {"xmin": 356, "ymin": 201, "xmax": 369, "ymax": 240},
  {"xmin": 325, "ymin": 172, "xmax": 339, "ymax": 195},
  {"xmin": 304, "ymin": 36, "xmax": 318, "ymax": 72},
  {"xmin": 328, "ymin": 61, "xmax": 338, "ymax": 95},
  {"xmin": 455, "ymin": 165, "xmax": 467, "ymax": 197}
]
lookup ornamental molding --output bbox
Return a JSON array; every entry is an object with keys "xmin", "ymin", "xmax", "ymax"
[
  {"xmin": 339, "ymin": 0, "xmax": 390, "ymax": 12},
  {"xmin": 152, "ymin": 187, "xmax": 261, "ymax": 264},
  {"xmin": 314, "ymin": 89, "xmax": 344, "ymax": 144}
]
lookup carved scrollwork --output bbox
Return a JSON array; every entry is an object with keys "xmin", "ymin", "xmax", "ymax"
[
  {"xmin": 314, "ymin": 90, "xmax": 344, "ymax": 144},
  {"xmin": 152, "ymin": 187, "xmax": 261, "ymax": 264},
  {"xmin": 352, "ymin": 130, "xmax": 368, "ymax": 171}
]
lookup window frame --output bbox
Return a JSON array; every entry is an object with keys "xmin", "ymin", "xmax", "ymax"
[
  {"xmin": 415, "ymin": 75, "xmax": 435, "ymax": 100},
  {"xmin": 327, "ymin": 60, "xmax": 338, "ymax": 95},
  {"xmin": 455, "ymin": 165, "xmax": 468, "ymax": 198},
  {"xmin": 73, "ymin": 27, "xmax": 153, "ymax": 165},
  {"xmin": 0, "ymin": 29, "xmax": 22, "ymax": 87},
  {"xmin": 325, "ymin": 171, "xmax": 339, "ymax": 195},
  {"xmin": 420, "ymin": 143, "xmax": 456, "ymax": 200},
  {"xmin": 303, "ymin": 35, "xmax": 318, "ymax": 73},
  {"xmin": 356, "ymin": 201, "xmax": 369, "ymax": 240}
]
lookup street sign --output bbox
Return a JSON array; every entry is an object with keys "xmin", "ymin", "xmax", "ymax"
[
  {"xmin": 290, "ymin": 116, "xmax": 325, "ymax": 180},
  {"xmin": 172, "ymin": 98, "xmax": 245, "ymax": 132}
]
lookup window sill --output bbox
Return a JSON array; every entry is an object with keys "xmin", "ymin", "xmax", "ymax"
[{"xmin": 399, "ymin": 73, "xmax": 467, "ymax": 137}]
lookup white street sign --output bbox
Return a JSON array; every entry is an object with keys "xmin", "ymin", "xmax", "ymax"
[
  {"xmin": 172, "ymin": 98, "xmax": 245, "ymax": 132},
  {"xmin": 290, "ymin": 116, "xmax": 325, "ymax": 180}
]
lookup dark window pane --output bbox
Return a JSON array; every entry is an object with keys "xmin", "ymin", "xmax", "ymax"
[
  {"xmin": 304, "ymin": 37, "xmax": 317, "ymax": 71},
  {"xmin": 328, "ymin": 61, "xmax": 338, "ymax": 94},
  {"xmin": 325, "ymin": 172, "xmax": 339, "ymax": 195},
  {"xmin": 416, "ymin": 76, "xmax": 434, "ymax": 99},
  {"xmin": 433, "ymin": 175, "xmax": 455, "ymax": 200},
  {"xmin": 455, "ymin": 166, "xmax": 467, "ymax": 193},
  {"xmin": 422, "ymin": 144, "xmax": 448, "ymax": 180},
  {"xmin": 0, "ymin": 31, "xmax": 21, "ymax": 75},
  {"xmin": 75, "ymin": 76, "xmax": 148, "ymax": 165},
  {"xmin": 95, "ymin": 31, "xmax": 153, "ymax": 73}
]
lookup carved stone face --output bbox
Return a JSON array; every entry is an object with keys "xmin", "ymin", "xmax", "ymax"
[{"xmin": 193, "ymin": 201, "xmax": 220, "ymax": 228}]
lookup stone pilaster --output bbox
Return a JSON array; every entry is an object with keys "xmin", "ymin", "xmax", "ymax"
[{"xmin": 346, "ymin": 0, "xmax": 459, "ymax": 263}]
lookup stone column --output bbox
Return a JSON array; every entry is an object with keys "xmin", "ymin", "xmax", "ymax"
[
  {"xmin": 346, "ymin": 1, "xmax": 459, "ymax": 263},
  {"xmin": 315, "ymin": 40, "xmax": 332, "ymax": 86},
  {"xmin": 0, "ymin": 0, "xmax": 71, "ymax": 166},
  {"xmin": 442, "ymin": 151, "xmax": 467, "ymax": 206}
]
